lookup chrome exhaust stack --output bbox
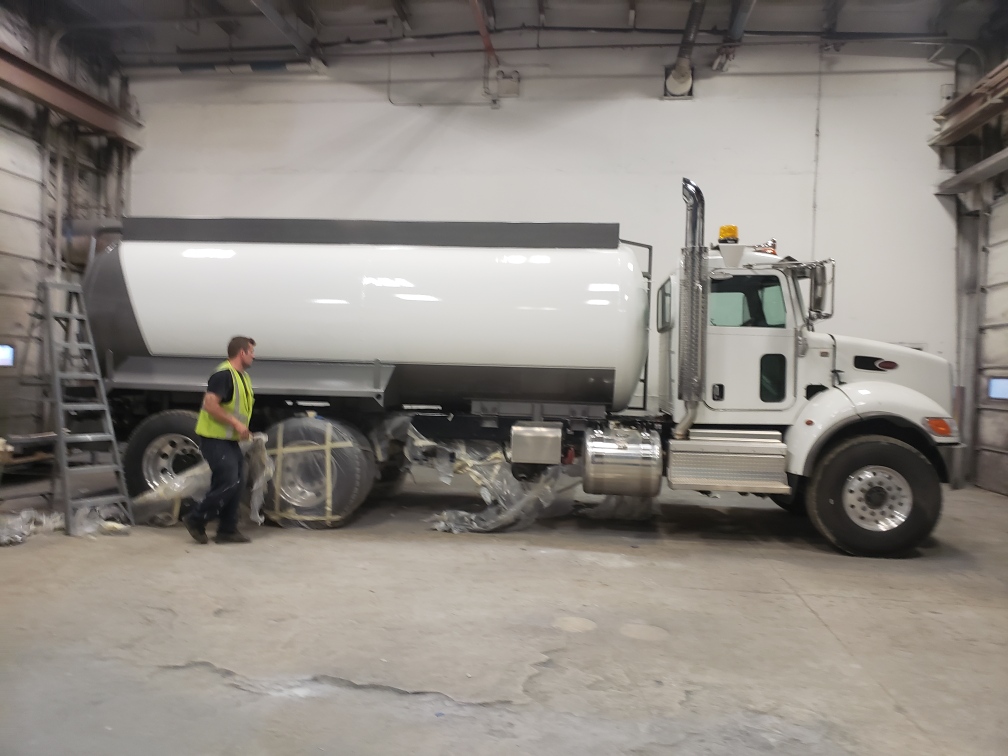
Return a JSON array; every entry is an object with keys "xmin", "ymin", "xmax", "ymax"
[{"xmin": 674, "ymin": 178, "xmax": 708, "ymax": 439}]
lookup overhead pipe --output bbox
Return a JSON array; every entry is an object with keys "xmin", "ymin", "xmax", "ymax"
[
  {"xmin": 665, "ymin": 0, "xmax": 707, "ymax": 96},
  {"xmin": 468, "ymin": 0, "xmax": 499, "ymax": 66},
  {"xmin": 120, "ymin": 32, "xmax": 983, "ymax": 73}
]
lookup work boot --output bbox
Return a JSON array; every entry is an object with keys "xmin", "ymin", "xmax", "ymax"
[
  {"xmin": 214, "ymin": 530, "xmax": 251, "ymax": 544},
  {"xmin": 183, "ymin": 517, "xmax": 209, "ymax": 545}
]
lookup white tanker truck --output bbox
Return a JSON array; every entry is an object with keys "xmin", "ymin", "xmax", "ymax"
[{"xmin": 82, "ymin": 179, "xmax": 960, "ymax": 556}]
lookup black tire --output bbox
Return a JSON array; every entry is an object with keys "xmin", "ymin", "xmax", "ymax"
[
  {"xmin": 123, "ymin": 410, "xmax": 202, "ymax": 497},
  {"xmin": 770, "ymin": 481, "xmax": 806, "ymax": 516},
  {"xmin": 807, "ymin": 435, "xmax": 942, "ymax": 557},
  {"xmin": 263, "ymin": 416, "xmax": 375, "ymax": 529}
]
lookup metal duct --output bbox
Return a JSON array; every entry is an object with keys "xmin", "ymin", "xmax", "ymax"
[
  {"xmin": 666, "ymin": 0, "xmax": 707, "ymax": 96},
  {"xmin": 675, "ymin": 178, "xmax": 707, "ymax": 439}
]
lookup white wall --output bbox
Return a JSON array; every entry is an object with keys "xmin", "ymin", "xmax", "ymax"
[{"xmin": 129, "ymin": 43, "xmax": 957, "ymax": 404}]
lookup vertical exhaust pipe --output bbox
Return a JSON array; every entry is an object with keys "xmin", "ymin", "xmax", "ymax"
[{"xmin": 674, "ymin": 178, "xmax": 708, "ymax": 439}]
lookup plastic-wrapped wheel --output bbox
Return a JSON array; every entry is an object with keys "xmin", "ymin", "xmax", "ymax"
[
  {"xmin": 263, "ymin": 416, "xmax": 376, "ymax": 529},
  {"xmin": 123, "ymin": 410, "xmax": 202, "ymax": 497},
  {"xmin": 807, "ymin": 435, "xmax": 942, "ymax": 557}
]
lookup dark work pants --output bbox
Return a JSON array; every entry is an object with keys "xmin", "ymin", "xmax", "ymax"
[{"xmin": 188, "ymin": 437, "xmax": 246, "ymax": 534}]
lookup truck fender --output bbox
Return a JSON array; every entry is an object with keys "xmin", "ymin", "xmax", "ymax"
[
  {"xmin": 785, "ymin": 382, "xmax": 957, "ymax": 478},
  {"xmin": 784, "ymin": 388, "xmax": 858, "ymax": 477}
]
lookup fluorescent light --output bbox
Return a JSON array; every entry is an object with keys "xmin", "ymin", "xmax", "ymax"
[
  {"xmin": 0, "ymin": 344, "xmax": 13, "ymax": 367},
  {"xmin": 586, "ymin": 299, "xmax": 611, "ymax": 306},
  {"xmin": 517, "ymin": 306, "xmax": 558, "ymax": 311},
  {"xmin": 363, "ymin": 277, "xmax": 414, "ymax": 288},
  {"xmin": 529, "ymin": 255, "xmax": 551, "ymax": 264},
  {"xmin": 498, "ymin": 255, "xmax": 527, "ymax": 264},
  {"xmin": 396, "ymin": 294, "xmax": 440, "ymax": 302},
  {"xmin": 589, "ymin": 283, "xmax": 620, "ymax": 292},
  {"xmin": 183, "ymin": 248, "xmax": 235, "ymax": 259},
  {"xmin": 312, "ymin": 299, "xmax": 348, "ymax": 305}
]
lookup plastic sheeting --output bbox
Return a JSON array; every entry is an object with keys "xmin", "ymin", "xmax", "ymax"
[
  {"xmin": 132, "ymin": 434, "xmax": 273, "ymax": 527},
  {"xmin": 402, "ymin": 429, "xmax": 565, "ymax": 534},
  {"xmin": 0, "ymin": 507, "xmax": 130, "ymax": 546},
  {"xmin": 263, "ymin": 416, "xmax": 376, "ymax": 529}
]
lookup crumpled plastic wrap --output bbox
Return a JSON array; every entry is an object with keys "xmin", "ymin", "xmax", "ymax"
[
  {"xmin": 0, "ymin": 509, "xmax": 63, "ymax": 546},
  {"xmin": 403, "ymin": 429, "xmax": 564, "ymax": 534},
  {"xmin": 132, "ymin": 433, "xmax": 273, "ymax": 527},
  {"xmin": 0, "ymin": 507, "xmax": 129, "ymax": 545}
]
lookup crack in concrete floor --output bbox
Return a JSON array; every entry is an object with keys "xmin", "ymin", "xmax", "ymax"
[{"xmin": 158, "ymin": 660, "xmax": 516, "ymax": 707}]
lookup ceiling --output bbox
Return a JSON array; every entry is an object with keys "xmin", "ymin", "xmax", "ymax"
[{"xmin": 16, "ymin": 0, "xmax": 1008, "ymax": 69}]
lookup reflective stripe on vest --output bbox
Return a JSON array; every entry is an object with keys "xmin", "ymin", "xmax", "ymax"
[{"xmin": 194, "ymin": 360, "xmax": 255, "ymax": 440}]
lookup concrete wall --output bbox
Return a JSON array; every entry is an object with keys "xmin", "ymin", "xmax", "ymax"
[
  {"xmin": 0, "ymin": 5, "xmax": 124, "ymax": 436},
  {"xmin": 129, "ymin": 43, "xmax": 956, "ymax": 406}
]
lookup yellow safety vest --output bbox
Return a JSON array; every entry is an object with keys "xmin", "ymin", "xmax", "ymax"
[{"xmin": 195, "ymin": 361, "xmax": 255, "ymax": 440}]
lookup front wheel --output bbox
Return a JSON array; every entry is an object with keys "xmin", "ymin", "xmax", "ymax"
[{"xmin": 807, "ymin": 435, "xmax": 942, "ymax": 557}]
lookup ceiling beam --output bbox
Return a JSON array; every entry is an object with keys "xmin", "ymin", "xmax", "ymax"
[
  {"xmin": 290, "ymin": 0, "xmax": 319, "ymax": 30},
  {"xmin": 249, "ymin": 0, "xmax": 317, "ymax": 61},
  {"xmin": 483, "ymin": 0, "xmax": 496, "ymax": 32},
  {"xmin": 392, "ymin": 0, "xmax": 412, "ymax": 31},
  {"xmin": 191, "ymin": 0, "xmax": 242, "ymax": 37},
  {"xmin": 725, "ymin": 0, "xmax": 757, "ymax": 43},
  {"xmin": 0, "ymin": 42, "xmax": 142, "ymax": 147},
  {"xmin": 936, "ymin": 145, "xmax": 1008, "ymax": 195},
  {"xmin": 930, "ymin": 0, "xmax": 969, "ymax": 34},
  {"xmin": 823, "ymin": 0, "xmax": 845, "ymax": 34}
]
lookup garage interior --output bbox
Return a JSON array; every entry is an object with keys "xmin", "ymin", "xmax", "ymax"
[{"xmin": 0, "ymin": 1, "xmax": 1006, "ymax": 754}]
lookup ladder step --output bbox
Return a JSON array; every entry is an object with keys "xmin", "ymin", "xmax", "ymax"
[
  {"xmin": 53, "ymin": 341, "xmax": 95, "ymax": 351},
  {"xmin": 63, "ymin": 402, "xmax": 107, "ymax": 412},
  {"xmin": 58, "ymin": 371, "xmax": 102, "ymax": 381},
  {"xmin": 50, "ymin": 311, "xmax": 87, "ymax": 320},
  {"xmin": 63, "ymin": 432, "xmax": 115, "ymax": 444},
  {"xmin": 44, "ymin": 282, "xmax": 84, "ymax": 292},
  {"xmin": 65, "ymin": 464, "xmax": 123, "ymax": 476},
  {"xmin": 68, "ymin": 494, "xmax": 129, "ymax": 511}
]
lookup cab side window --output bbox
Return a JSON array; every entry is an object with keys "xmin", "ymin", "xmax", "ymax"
[{"xmin": 709, "ymin": 275, "xmax": 787, "ymax": 328}]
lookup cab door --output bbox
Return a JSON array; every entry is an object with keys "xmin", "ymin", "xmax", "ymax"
[{"xmin": 703, "ymin": 271, "xmax": 797, "ymax": 411}]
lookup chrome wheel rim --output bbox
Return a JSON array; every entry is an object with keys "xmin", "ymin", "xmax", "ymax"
[
  {"xmin": 141, "ymin": 434, "xmax": 202, "ymax": 490},
  {"xmin": 842, "ymin": 466, "xmax": 912, "ymax": 532},
  {"xmin": 278, "ymin": 443, "xmax": 335, "ymax": 509}
]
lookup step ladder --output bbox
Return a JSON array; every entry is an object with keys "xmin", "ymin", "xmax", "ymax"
[{"xmin": 20, "ymin": 280, "xmax": 133, "ymax": 535}]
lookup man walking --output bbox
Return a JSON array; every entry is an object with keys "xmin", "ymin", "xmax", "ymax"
[{"xmin": 184, "ymin": 336, "xmax": 256, "ymax": 544}]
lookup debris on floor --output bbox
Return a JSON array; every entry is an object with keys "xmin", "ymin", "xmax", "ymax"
[
  {"xmin": 0, "ymin": 506, "xmax": 130, "ymax": 546},
  {"xmin": 405, "ymin": 430, "xmax": 565, "ymax": 534}
]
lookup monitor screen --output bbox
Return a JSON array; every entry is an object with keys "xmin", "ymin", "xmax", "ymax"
[{"xmin": 990, "ymin": 377, "xmax": 1008, "ymax": 401}]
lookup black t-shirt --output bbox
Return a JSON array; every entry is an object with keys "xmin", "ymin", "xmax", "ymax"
[{"xmin": 207, "ymin": 369, "xmax": 235, "ymax": 403}]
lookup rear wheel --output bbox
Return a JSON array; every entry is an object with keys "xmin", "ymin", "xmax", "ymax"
[
  {"xmin": 807, "ymin": 435, "xmax": 942, "ymax": 557},
  {"xmin": 123, "ymin": 410, "xmax": 202, "ymax": 496},
  {"xmin": 263, "ymin": 416, "xmax": 376, "ymax": 529}
]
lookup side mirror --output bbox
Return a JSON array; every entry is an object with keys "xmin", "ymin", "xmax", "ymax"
[{"xmin": 808, "ymin": 262, "xmax": 834, "ymax": 320}]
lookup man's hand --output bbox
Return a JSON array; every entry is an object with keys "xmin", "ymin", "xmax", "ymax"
[{"xmin": 232, "ymin": 420, "xmax": 251, "ymax": 441}]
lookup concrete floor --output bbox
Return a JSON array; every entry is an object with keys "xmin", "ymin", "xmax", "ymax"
[{"xmin": 0, "ymin": 476, "xmax": 1006, "ymax": 756}]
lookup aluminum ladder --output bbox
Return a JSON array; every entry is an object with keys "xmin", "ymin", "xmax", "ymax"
[{"xmin": 21, "ymin": 280, "xmax": 133, "ymax": 535}]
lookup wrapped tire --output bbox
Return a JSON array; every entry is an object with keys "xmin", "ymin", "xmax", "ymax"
[
  {"xmin": 263, "ymin": 416, "xmax": 376, "ymax": 529},
  {"xmin": 123, "ymin": 410, "xmax": 202, "ymax": 497}
]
